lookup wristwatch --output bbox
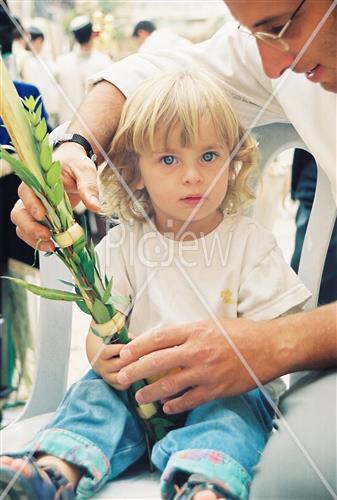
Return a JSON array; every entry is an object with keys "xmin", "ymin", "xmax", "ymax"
[{"xmin": 53, "ymin": 133, "xmax": 97, "ymax": 165}]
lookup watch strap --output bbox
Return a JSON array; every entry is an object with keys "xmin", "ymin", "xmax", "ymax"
[{"xmin": 53, "ymin": 133, "xmax": 97, "ymax": 165}]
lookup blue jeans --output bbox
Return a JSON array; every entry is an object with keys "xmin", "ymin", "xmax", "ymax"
[{"xmin": 18, "ymin": 370, "xmax": 274, "ymax": 499}]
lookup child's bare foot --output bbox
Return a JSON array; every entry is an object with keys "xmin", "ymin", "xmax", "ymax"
[
  {"xmin": 0, "ymin": 454, "xmax": 75, "ymax": 499},
  {"xmin": 174, "ymin": 483, "xmax": 223, "ymax": 499},
  {"xmin": 193, "ymin": 491, "xmax": 223, "ymax": 499},
  {"xmin": 173, "ymin": 473, "xmax": 233, "ymax": 499}
]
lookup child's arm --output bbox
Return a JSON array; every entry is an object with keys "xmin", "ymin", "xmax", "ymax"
[{"xmin": 86, "ymin": 327, "xmax": 130, "ymax": 391}]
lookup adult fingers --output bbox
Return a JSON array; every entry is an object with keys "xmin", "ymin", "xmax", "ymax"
[
  {"xmin": 67, "ymin": 158, "xmax": 100, "ymax": 211},
  {"xmin": 16, "ymin": 227, "xmax": 54, "ymax": 252},
  {"xmin": 134, "ymin": 367, "xmax": 197, "ymax": 406},
  {"xmin": 12, "ymin": 201, "xmax": 54, "ymax": 252},
  {"xmin": 117, "ymin": 345, "xmax": 187, "ymax": 387},
  {"xmin": 162, "ymin": 385, "xmax": 213, "ymax": 415},
  {"xmin": 119, "ymin": 325, "xmax": 189, "ymax": 364},
  {"xmin": 17, "ymin": 182, "xmax": 46, "ymax": 221}
]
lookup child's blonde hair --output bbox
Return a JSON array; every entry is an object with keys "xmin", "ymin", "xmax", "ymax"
[{"xmin": 100, "ymin": 69, "xmax": 257, "ymax": 221}]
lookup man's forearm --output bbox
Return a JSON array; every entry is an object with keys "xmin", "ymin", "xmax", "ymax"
[
  {"xmin": 269, "ymin": 302, "xmax": 337, "ymax": 375},
  {"xmin": 67, "ymin": 80, "xmax": 126, "ymax": 163}
]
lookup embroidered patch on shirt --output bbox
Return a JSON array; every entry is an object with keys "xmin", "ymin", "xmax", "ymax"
[{"xmin": 220, "ymin": 289, "xmax": 236, "ymax": 305}]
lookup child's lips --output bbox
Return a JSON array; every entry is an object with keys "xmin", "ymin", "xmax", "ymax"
[{"xmin": 181, "ymin": 195, "xmax": 205, "ymax": 205}]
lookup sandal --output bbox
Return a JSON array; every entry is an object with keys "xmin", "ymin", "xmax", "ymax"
[
  {"xmin": 173, "ymin": 473, "xmax": 241, "ymax": 500},
  {"xmin": 0, "ymin": 455, "xmax": 75, "ymax": 500}
]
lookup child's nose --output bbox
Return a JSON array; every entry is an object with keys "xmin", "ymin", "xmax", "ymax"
[{"xmin": 182, "ymin": 165, "xmax": 203, "ymax": 184}]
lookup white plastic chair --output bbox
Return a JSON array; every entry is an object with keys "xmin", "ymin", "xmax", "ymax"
[{"xmin": 1, "ymin": 123, "xmax": 336, "ymax": 498}]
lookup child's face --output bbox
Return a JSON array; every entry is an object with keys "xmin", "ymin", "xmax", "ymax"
[{"xmin": 136, "ymin": 121, "xmax": 230, "ymax": 238}]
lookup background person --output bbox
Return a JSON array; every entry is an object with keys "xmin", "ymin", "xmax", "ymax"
[
  {"xmin": 28, "ymin": 26, "xmax": 44, "ymax": 54},
  {"xmin": 11, "ymin": 16, "xmax": 30, "ymax": 81},
  {"xmin": 56, "ymin": 15, "xmax": 112, "ymax": 124},
  {"xmin": 21, "ymin": 25, "xmax": 59, "ymax": 127},
  {"xmin": 132, "ymin": 19, "xmax": 192, "ymax": 53}
]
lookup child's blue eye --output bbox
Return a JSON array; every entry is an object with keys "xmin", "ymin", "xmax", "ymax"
[
  {"xmin": 161, "ymin": 155, "xmax": 176, "ymax": 166},
  {"xmin": 202, "ymin": 152, "xmax": 217, "ymax": 162}
]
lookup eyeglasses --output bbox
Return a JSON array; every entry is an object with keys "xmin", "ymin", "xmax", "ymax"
[{"xmin": 238, "ymin": 0, "xmax": 306, "ymax": 52}]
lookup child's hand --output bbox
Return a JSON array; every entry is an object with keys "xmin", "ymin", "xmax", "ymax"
[{"xmin": 92, "ymin": 343, "xmax": 131, "ymax": 391}]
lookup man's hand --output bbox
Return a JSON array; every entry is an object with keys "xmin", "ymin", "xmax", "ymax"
[
  {"xmin": 91, "ymin": 342, "xmax": 131, "ymax": 391},
  {"xmin": 10, "ymin": 142, "xmax": 100, "ymax": 251},
  {"xmin": 10, "ymin": 80, "xmax": 126, "ymax": 251},
  {"xmin": 117, "ymin": 318, "xmax": 283, "ymax": 414}
]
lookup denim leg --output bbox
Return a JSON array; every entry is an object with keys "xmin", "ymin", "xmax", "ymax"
[
  {"xmin": 15, "ymin": 370, "xmax": 146, "ymax": 498},
  {"xmin": 152, "ymin": 389, "xmax": 274, "ymax": 500}
]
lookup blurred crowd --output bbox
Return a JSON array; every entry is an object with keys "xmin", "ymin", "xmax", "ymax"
[
  {"xmin": 4, "ymin": 11, "xmax": 194, "ymax": 128},
  {"xmin": 8, "ymin": 14, "xmax": 113, "ymax": 127}
]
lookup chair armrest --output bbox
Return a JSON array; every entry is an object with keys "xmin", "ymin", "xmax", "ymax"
[{"xmin": 16, "ymin": 253, "xmax": 73, "ymax": 422}]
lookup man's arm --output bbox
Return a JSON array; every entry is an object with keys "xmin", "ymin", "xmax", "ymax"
[
  {"xmin": 10, "ymin": 82, "xmax": 125, "ymax": 251},
  {"xmin": 280, "ymin": 303, "xmax": 337, "ymax": 371},
  {"xmin": 116, "ymin": 303, "xmax": 337, "ymax": 414},
  {"xmin": 66, "ymin": 80, "xmax": 125, "ymax": 163}
]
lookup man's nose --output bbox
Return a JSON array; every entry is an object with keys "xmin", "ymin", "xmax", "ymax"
[{"xmin": 257, "ymin": 41, "xmax": 295, "ymax": 78}]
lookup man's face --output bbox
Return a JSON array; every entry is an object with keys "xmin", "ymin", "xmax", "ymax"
[{"xmin": 226, "ymin": 0, "xmax": 337, "ymax": 93}]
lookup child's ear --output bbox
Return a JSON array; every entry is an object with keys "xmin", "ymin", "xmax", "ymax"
[{"xmin": 135, "ymin": 175, "xmax": 145, "ymax": 190}]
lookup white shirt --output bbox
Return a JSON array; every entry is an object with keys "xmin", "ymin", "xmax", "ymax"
[
  {"xmin": 57, "ymin": 48, "xmax": 112, "ymax": 123},
  {"xmin": 96, "ymin": 216, "xmax": 311, "ymax": 399},
  {"xmin": 20, "ymin": 55, "xmax": 59, "ymax": 115},
  {"xmin": 89, "ymin": 22, "xmax": 337, "ymax": 204},
  {"xmin": 138, "ymin": 29, "xmax": 192, "ymax": 54}
]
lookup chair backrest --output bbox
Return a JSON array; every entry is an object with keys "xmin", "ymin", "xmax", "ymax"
[
  {"xmin": 252, "ymin": 123, "xmax": 336, "ymax": 309},
  {"xmin": 16, "ymin": 122, "xmax": 337, "ymax": 421}
]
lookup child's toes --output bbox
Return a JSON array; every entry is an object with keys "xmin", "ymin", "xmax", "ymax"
[
  {"xmin": 194, "ymin": 491, "xmax": 219, "ymax": 500},
  {"xmin": 0, "ymin": 456, "xmax": 33, "ymax": 477}
]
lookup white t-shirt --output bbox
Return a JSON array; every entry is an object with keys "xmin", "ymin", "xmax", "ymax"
[
  {"xmin": 96, "ymin": 216, "xmax": 311, "ymax": 399},
  {"xmin": 89, "ymin": 22, "xmax": 337, "ymax": 204}
]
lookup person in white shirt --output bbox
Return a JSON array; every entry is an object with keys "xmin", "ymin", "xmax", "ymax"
[
  {"xmin": 11, "ymin": 16, "xmax": 31, "ymax": 81},
  {"xmin": 132, "ymin": 19, "xmax": 192, "ymax": 54},
  {"xmin": 56, "ymin": 15, "xmax": 112, "ymax": 123},
  {"xmin": 10, "ymin": 2, "xmax": 337, "ymax": 497},
  {"xmin": 1, "ymin": 69, "xmax": 311, "ymax": 500},
  {"xmin": 20, "ymin": 26, "xmax": 59, "ymax": 126}
]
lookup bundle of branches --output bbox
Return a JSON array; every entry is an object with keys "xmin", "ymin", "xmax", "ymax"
[{"xmin": 0, "ymin": 57, "xmax": 181, "ymax": 458}]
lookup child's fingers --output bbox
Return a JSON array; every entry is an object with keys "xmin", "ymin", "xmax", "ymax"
[
  {"xmin": 99, "ymin": 343, "xmax": 124, "ymax": 360},
  {"xmin": 102, "ymin": 356, "xmax": 126, "ymax": 373}
]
